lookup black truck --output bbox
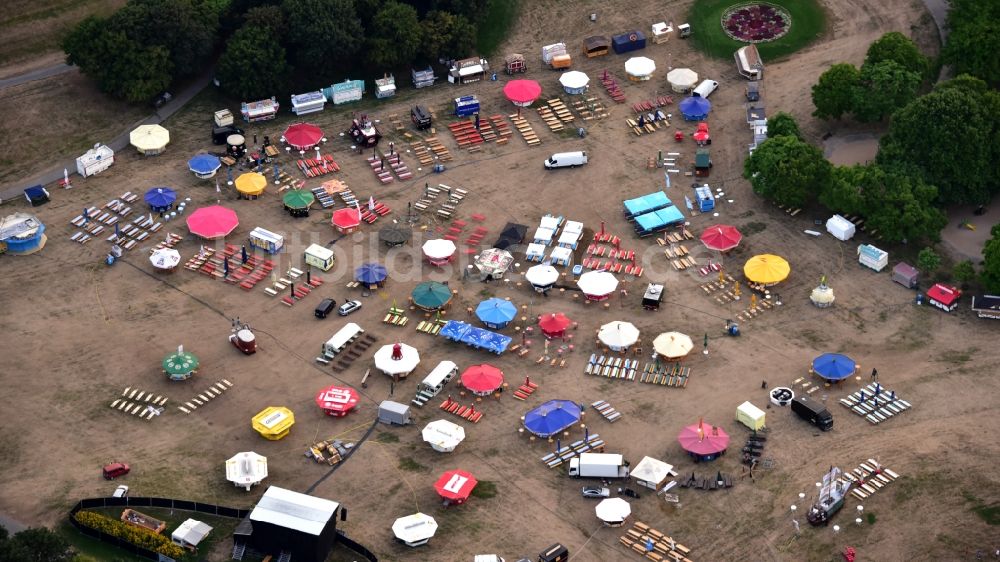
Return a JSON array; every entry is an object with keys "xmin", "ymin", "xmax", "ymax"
[
  {"xmin": 791, "ymin": 396, "xmax": 833, "ymax": 431},
  {"xmin": 411, "ymin": 105, "xmax": 432, "ymax": 130}
]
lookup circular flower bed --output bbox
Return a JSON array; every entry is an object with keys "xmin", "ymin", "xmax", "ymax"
[{"xmin": 722, "ymin": 3, "xmax": 791, "ymax": 43}]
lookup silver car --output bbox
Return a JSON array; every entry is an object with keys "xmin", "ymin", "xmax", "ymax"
[{"xmin": 581, "ymin": 486, "xmax": 610, "ymax": 499}]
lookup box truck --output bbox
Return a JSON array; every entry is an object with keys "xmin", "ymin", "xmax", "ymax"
[
  {"xmin": 791, "ymin": 396, "xmax": 833, "ymax": 431},
  {"xmin": 568, "ymin": 453, "xmax": 629, "ymax": 478}
]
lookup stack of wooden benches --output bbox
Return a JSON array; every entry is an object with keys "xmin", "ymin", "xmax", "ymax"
[
  {"xmin": 537, "ymin": 106, "xmax": 564, "ymax": 132},
  {"xmin": 637, "ymin": 363, "xmax": 690, "ymax": 388},
  {"xmin": 512, "ymin": 377, "xmax": 539, "ymax": 400},
  {"xmin": 540, "ymin": 433, "xmax": 605, "ymax": 469},
  {"xmin": 591, "ymin": 400, "xmax": 622, "ymax": 422},
  {"xmin": 844, "ymin": 459, "xmax": 899, "ymax": 501},
  {"xmin": 439, "ymin": 396, "xmax": 483, "ymax": 423},
  {"xmin": 177, "ymin": 380, "xmax": 234, "ymax": 414},
  {"xmin": 383, "ymin": 305, "xmax": 409, "ymax": 327},
  {"xmin": 586, "ymin": 355, "xmax": 639, "ymax": 380},
  {"xmin": 619, "ymin": 522, "xmax": 692, "ymax": 562},
  {"xmin": 448, "ymin": 119, "xmax": 485, "ymax": 149},
  {"xmin": 840, "ymin": 384, "xmax": 911, "ymax": 425},
  {"xmin": 601, "ymin": 71, "xmax": 627, "ymax": 103},
  {"xmin": 510, "ymin": 113, "xmax": 540, "ymax": 146},
  {"xmin": 678, "ymin": 472, "xmax": 733, "ymax": 490},
  {"xmin": 111, "ymin": 387, "xmax": 170, "ymax": 421},
  {"xmin": 572, "ymin": 97, "xmax": 609, "ymax": 120},
  {"xmin": 330, "ymin": 333, "xmax": 378, "ymax": 373},
  {"xmin": 489, "ymin": 115, "xmax": 513, "ymax": 143},
  {"xmin": 296, "ymin": 154, "xmax": 340, "ymax": 178}
]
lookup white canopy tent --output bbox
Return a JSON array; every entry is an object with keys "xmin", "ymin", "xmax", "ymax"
[
  {"xmin": 392, "ymin": 513, "xmax": 438, "ymax": 547},
  {"xmin": 149, "ymin": 248, "xmax": 181, "ymax": 271},
  {"xmin": 559, "ymin": 71, "xmax": 590, "ymax": 94},
  {"xmin": 577, "ymin": 270, "xmax": 619, "ymax": 299},
  {"xmin": 598, "ymin": 321, "xmax": 640, "ymax": 351},
  {"xmin": 630, "ymin": 456, "xmax": 675, "ymax": 490},
  {"xmin": 525, "ymin": 264, "xmax": 559, "ymax": 290},
  {"xmin": 130, "ymin": 124, "xmax": 170, "ymax": 155},
  {"xmin": 373, "ymin": 343, "xmax": 421, "ymax": 377},
  {"xmin": 652, "ymin": 331, "xmax": 694, "ymax": 359},
  {"xmin": 422, "ymin": 238, "xmax": 457, "ymax": 260},
  {"xmin": 625, "ymin": 57, "xmax": 656, "ymax": 80},
  {"xmin": 226, "ymin": 451, "xmax": 268, "ymax": 491},
  {"xmin": 667, "ymin": 68, "xmax": 699, "ymax": 93},
  {"xmin": 422, "ymin": 420, "xmax": 466, "ymax": 453},
  {"xmin": 171, "ymin": 519, "xmax": 212, "ymax": 549},
  {"xmin": 595, "ymin": 497, "xmax": 631, "ymax": 525}
]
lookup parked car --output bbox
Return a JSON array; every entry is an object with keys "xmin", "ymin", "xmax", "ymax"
[
  {"xmin": 315, "ymin": 298, "xmax": 337, "ymax": 319},
  {"xmin": 338, "ymin": 300, "xmax": 362, "ymax": 316},
  {"xmin": 581, "ymin": 486, "xmax": 610, "ymax": 498},
  {"xmin": 112, "ymin": 485, "xmax": 129, "ymax": 498},
  {"xmin": 103, "ymin": 462, "xmax": 130, "ymax": 480}
]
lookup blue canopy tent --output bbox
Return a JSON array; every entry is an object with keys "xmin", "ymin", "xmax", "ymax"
[
  {"xmin": 476, "ymin": 298, "xmax": 517, "ymax": 329},
  {"xmin": 188, "ymin": 154, "xmax": 222, "ymax": 179},
  {"xmin": 144, "ymin": 187, "xmax": 176, "ymax": 213},
  {"xmin": 355, "ymin": 263, "xmax": 388, "ymax": 287},
  {"xmin": 812, "ymin": 353, "xmax": 856, "ymax": 381},
  {"xmin": 679, "ymin": 93, "xmax": 711, "ymax": 121},
  {"xmin": 524, "ymin": 399, "xmax": 583, "ymax": 438},
  {"xmin": 438, "ymin": 320, "xmax": 512, "ymax": 355},
  {"xmin": 623, "ymin": 191, "xmax": 672, "ymax": 220}
]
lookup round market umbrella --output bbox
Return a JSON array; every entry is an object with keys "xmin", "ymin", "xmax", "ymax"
[
  {"xmin": 811, "ymin": 353, "xmax": 856, "ymax": 381},
  {"xmin": 226, "ymin": 452, "xmax": 268, "ymax": 491},
  {"xmin": 700, "ymin": 225, "xmax": 742, "ymax": 252},
  {"xmin": 667, "ymin": 68, "xmax": 698, "ymax": 91},
  {"xmin": 130, "ymin": 124, "xmax": 170, "ymax": 154},
  {"xmin": 679, "ymin": 94, "xmax": 712, "ymax": 120},
  {"xmin": 355, "ymin": 263, "xmax": 387, "ymax": 285},
  {"xmin": 475, "ymin": 248, "xmax": 514, "ymax": 276},
  {"xmin": 392, "ymin": 513, "xmax": 438, "ymax": 546},
  {"xmin": 598, "ymin": 321, "xmax": 640, "ymax": 351},
  {"xmin": 677, "ymin": 420, "xmax": 730, "ymax": 457},
  {"xmin": 523, "ymin": 399, "xmax": 582, "ymax": 438},
  {"xmin": 693, "ymin": 122, "xmax": 710, "ymax": 144},
  {"xmin": 476, "ymin": 298, "xmax": 517, "ymax": 328},
  {"xmin": 144, "ymin": 187, "xmax": 176, "ymax": 211},
  {"xmin": 373, "ymin": 343, "xmax": 421, "ymax": 377},
  {"xmin": 186, "ymin": 205, "xmax": 239, "ymax": 239},
  {"xmin": 422, "ymin": 239, "xmax": 457, "ymax": 261},
  {"xmin": 283, "ymin": 123, "xmax": 324, "ymax": 150},
  {"xmin": 625, "ymin": 56, "xmax": 656, "ymax": 78},
  {"xmin": 282, "ymin": 189, "xmax": 315, "ymax": 210},
  {"xmin": 538, "ymin": 312, "xmax": 572, "ymax": 337},
  {"xmin": 188, "ymin": 154, "xmax": 221, "ymax": 178},
  {"xmin": 460, "ymin": 364, "xmax": 504, "ymax": 395},
  {"xmin": 559, "ymin": 71, "xmax": 590, "ymax": 94},
  {"xmin": 434, "ymin": 469, "xmax": 477, "ymax": 504},
  {"xmin": 652, "ymin": 332, "xmax": 694, "ymax": 360},
  {"xmin": 411, "ymin": 281, "xmax": 452, "ymax": 310},
  {"xmin": 503, "ymin": 79, "xmax": 542, "ymax": 107},
  {"xmin": 235, "ymin": 172, "xmax": 267, "ymax": 197},
  {"xmin": 577, "ymin": 270, "xmax": 619, "ymax": 300},
  {"xmin": 743, "ymin": 254, "xmax": 790, "ymax": 285},
  {"xmin": 422, "ymin": 420, "xmax": 466, "ymax": 453},
  {"xmin": 314, "ymin": 385, "xmax": 359, "ymax": 416},
  {"xmin": 149, "ymin": 248, "xmax": 181, "ymax": 271},
  {"xmin": 332, "ymin": 207, "xmax": 362, "ymax": 232},
  {"xmin": 595, "ymin": 497, "xmax": 632, "ymax": 524},
  {"xmin": 379, "ymin": 223, "xmax": 412, "ymax": 247},
  {"xmin": 525, "ymin": 264, "xmax": 559, "ymax": 289},
  {"xmin": 163, "ymin": 348, "xmax": 199, "ymax": 380}
]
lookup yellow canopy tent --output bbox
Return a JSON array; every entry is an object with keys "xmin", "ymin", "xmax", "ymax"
[
  {"xmin": 251, "ymin": 406, "xmax": 294, "ymax": 440},
  {"xmin": 744, "ymin": 254, "xmax": 790, "ymax": 285},
  {"xmin": 235, "ymin": 172, "xmax": 267, "ymax": 197}
]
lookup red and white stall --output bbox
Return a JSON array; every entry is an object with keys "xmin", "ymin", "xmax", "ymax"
[{"xmin": 314, "ymin": 385, "xmax": 360, "ymax": 417}]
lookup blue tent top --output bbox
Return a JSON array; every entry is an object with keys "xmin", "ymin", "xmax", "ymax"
[
  {"xmin": 524, "ymin": 399, "xmax": 582, "ymax": 438},
  {"xmin": 188, "ymin": 154, "xmax": 221, "ymax": 174},
  {"xmin": 812, "ymin": 353, "xmax": 856, "ymax": 381},
  {"xmin": 634, "ymin": 206, "xmax": 685, "ymax": 233},
  {"xmin": 679, "ymin": 94, "xmax": 712, "ymax": 120},
  {"xmin": 623, "ymin": 191, "xmax": 672, "ymax": 218},
  {"xmin": 355, "ymin": 263, "xmax": 387, "ymax": 284},
  {"xmin": 144, "ymin": 187, "xmax": 176, "ymax": 208},
  {"xmin": 476, "ymin": 298, "xmax": 517, "ymax": 326}
]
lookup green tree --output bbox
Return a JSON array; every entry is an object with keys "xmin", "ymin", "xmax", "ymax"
[
  {"xmin": 110, "ymin": 0, "xmax": 217, "ymax": 79},
  {"xmin": 982, "ymin": 224, "xmax": 1000, "ymax": 292},
  {"xmin": 812, "ymin": 63, "xmax": 861, "ymax": 120},
  {"xmin": 0, "ymin": 527, "xmax": 71, "ymax": 562},
  {"xmin": 953, "ymin": 260, "xmax": 976, "ymax": 285},
  {"xmin": 744, "ymin": 135, "xmax": 833, "ymax": 208},
  {"xmin": 932, "ymin": 73, "xmax": 989, "ymax": 95},
  {"xmin": 420, "ymin": 10, "xmax": 477, "ymax": 61},
  {"xmin": 243, "ymin": 5, "xmax": 286, "ymax": 36},
  {"xmin": 217, "ymin": 26, "xmax": 291, "ymax": 99},
  {"xmin": 64, "ymin": 20, "xmax": 173, "ymax": 102},
  {"xmin": 821, "ymin": 165, "xmax": 865, "ymax": 216},
  {"xmin": 852, "ymin": 60, "xmax": 921, "ymax": 122},
  {"xmin": 917, "ymin": 247, "xmax": 941, "ymax": 273},
  {"xmin": 864, "ymin": 31, "xmax": 929, "ymax": 77},
  {"xmin": 283, "ymin": 0, "xmax": 364, "ymax": 79},
  {"xmin": 765, "ymin": 112, "xmax": 802, "ymax": 140},
  {"xmin": 849, "ymin": 164, "xmax": 947, "ymax": 243},
  {"xmin": 367, "ymin": 2, "xmax": 423, "ymax": 68},
  {"xmin": 942, "ymin": 0, "xmax": 1000, "ymax": 84}
]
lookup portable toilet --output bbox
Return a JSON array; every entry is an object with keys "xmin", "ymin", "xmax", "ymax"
[
  {"xmin": 378, "ymin": 400, "xmax": 412, "ymax": 425},
  {"xmin": 694, "ymin": 185, "xmax": 714, "ymax": 212},
  {"xmin": 736, "ymin": 401, "xmax": 766, "ymax": 430}
]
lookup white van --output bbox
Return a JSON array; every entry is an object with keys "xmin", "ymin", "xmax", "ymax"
[
  {"xmin": 693, "ymin": 79, "xmax": 719, "ymax": 98},
  {"xmin": 544, "ymin": 151, "xmax": 588, "ymax": 169}
]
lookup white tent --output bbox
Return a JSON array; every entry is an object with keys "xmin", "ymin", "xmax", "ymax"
[
  {"xmin": 625, "ymin": 57, "xmax": 656, "ymax": 80},
  {"xmin": 826, "ymin": 215, "xmax": 856, "ymax": 241},
  {"xmin": 525, "ymin": 243, "xmax": 546, "ymax": 262},
  {"xmin": 559, "ymin": 71, "xmax": 590, "ymax": 94},
  {"xmin": 392, "ymin": 513, "xmax": 438, "ymax": 547},
  {"xmin": 652, "ymin": 331, "xmax": 693, "ymax": 359},
  {"xmin": 422, "ymin": 420, "xmax": 466, "ymax": 453},
  {"xmin": 149, "ymin": 248, "xmax": 181, "ymax": 271},
  {"xmin": 667, "ymin": 68, "xmax": 698, "ymax": 93},
  {"xmin": 595, "ymin": 497, "xmax": 631, "ymax": 525},
  {"xmin": 76, "ymin": 143, "xmax": 114, "ymax": 177},
  {"xmin": 226, "ymin": 451, "xmax": 268, "ymax": 491},
  {"xmin": 598, "ymin": 321, "xmax": 640, "ymax": 351},
  {"xmin": 630, "ymin": 456, "xmax": 675, "ymax": 490},
  {"xmin": 577, "ymin": 270, "xmax": 619, "ymax": 299},
  {"xmin": 130, "ymin": 124, "xmax": 170, "ymax": 155},
  {"xmin": 532, "ymin": 226, "xmax": 555, "ymax": 245},
  {"xmin": 525, "ymin": 264, "xmax": 559, "ymax": 290},
  {"xmin": 422, "ymin": 238, "xmax": 457, "ymax": 260},
  {"xmin": 475, "ymin": 248, "xmax": 514, "ymax": 278},
  {"xmin": 374, "ymin": 343, "xmax": 421, "ymax": 377},
  {"xmin": 171, "ymin": 519, "xmax": 212, "ymax": 549}
]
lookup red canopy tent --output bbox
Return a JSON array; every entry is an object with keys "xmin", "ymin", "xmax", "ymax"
[
  {"xmin": 434, "ymin": 469, "xmax": 478, "ymax": 504},
  {"xmin": 283, "ymin": 123, "xmax": 324, "ymax": 151},
  {"xmin": 314, "ymin": 385, "xmax": 359, "ymax": 417},
  {"xmin": 332, "ymin": 207, "xmax": 361, "ymax": 234},
  {"xmin": 460, "ymin": 364, "xmax": 504, "ymax": 396},
  {"xmin": 503, "ymin": 80, "xmax": 542, "ymax": 106},
  {"xmin": 538, "ymin": 312, "xmax": 572, "ymax": 338},
  {"xmin": 677, "ymin": 419, "xmax": 730, "ymax": 461},
  {"xmin": 693, "ymin": 122, "xmax": 710, "ymax": 144},
  {"xmin": 186, "ymin": 205, "xmax": 239, "ymax": 240},
  {"xmin": 700, "ymin": 225, "xmax": 742, "ymax": 252}
]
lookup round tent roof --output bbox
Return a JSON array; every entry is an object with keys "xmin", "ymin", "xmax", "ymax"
[
  {"xmin": 235, "ymin": 172, "xmax": 266, "ymax": 196},
  {"xmin": 667, "ymin": 68, "xmax": 698, "ymax": 89},
  {"xmin": 422, "ymin": 420, "xmax": 466, "ymax": 453},
  {"xmin": 163, "ymin": 349, "xmax": 199, "ymax": 378},
  {"xmin": 186, "ymin": 205, "xmax": 239, "ymax": 239},
  {"xmin": 625, "ymin": 56, "xmax": 656, "ymax": 77},
  {"xmin": 282, "ymin": 189, "xmax": 315, "ymax": 210},
  {"xmin": 130, "ymin": 124, "xmax": 170, "ymax": 153},
  {"xmin": 523, "ymin": 399, "xmax": 582, "ymax": 438},
  {"xmin": 525, "ymin": 264, "xmax": 559, "ymax": 287},
  {"xmin": 434, "ymin": 469, "xmax": 477, "ymax": 503},
  {"xmin": 378, "ymin": 223, "xmax": 412, "ymax": 245},
  {"xmin": 373, "ymin": 343, "xmax": 420, "ymax": 376},
  {"xmin": 149, "ymin": 248, "xmax": 181, "ymax": 270},
  {"xmin": 225, "ymin": 451, "xmax": 268, "ymax": 489},
  {"xmin": 577, "ymin": 270, "xmax": 619, "ymax": 298},
  {"xmin": 538, "ymin": 312, "xmax": 572, "ymax": 336},
  {"xmin": 188, "ymin": 154, "xmax": 221, "ymax": 176},
  {"xmin": 392, "ymin": 513, "xmax": 438, "ymax": 545},
  {"xmin": 700, "ymin": 225, "xmax": 742, "ymax": 252},
  {"xmin": 559, "ymin": 71, "xmax": 590, "ymax": 90},
  {"xmin": 677, "ymin": 421, "xmax": 730, "ymax": 456},
  {"xmin": 652, "ymin": 331, "xmax": 694, "ymax": 359},
  {"xmin": 679, "ymin": 94, "xmax": 712, "ymax": 119},
  {"xmin": 422, "ymin": 238, "xmax": 457, "ymax": 260},
  {"xmin": 144, "ymin": 187, "xmax": 176, "ymax": 208},
  {"xmin": 744, "ymin": 254, "xmax": 790, "ymax": 285},
  {"xmin": 411, "ymin": 281, "xmax": 453, "ymax": 310},
  {"xmin": 595, "ymin": 497, "xmax": 631, "ymax": 524},
  {"xmin": 811, "ymin": 353, "xmax": 856, "ymax": 381},
  {"xmin": 460, "ymin": 364, "xmax": 505, "ymax": 395},
  {"xmin": 811, "ymin": 283, "xmax": 835, "ymax": 307},
  {"xmin": 283, "ymin": 123, "xmax": 324, "ymax": 150},
  {"xmin": 475, "ymin": 248, "xmax": 514, "ymax": 275},
  {"xmin": 476, "ymin": 298, "xmax": 517, "ymax": 326},
  {"xmin": 355, "ymin": 263, "xmax": 387, "ymax": 284},
  {"xmin": 598, "ymin": 321, "xmax": 640, "ymax": 349},
  {"xmin": 332, "ymin": 207, "xmax": 362, "ymax": 230},
  {"xmin": 503, "ymin": 79, "xmax": 542, "ymax": 106},
  {"xmin": 314, "ymin": 385, "xmax": 359, "ymax": 414}
]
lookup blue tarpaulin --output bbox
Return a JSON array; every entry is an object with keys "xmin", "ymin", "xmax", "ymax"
[
  {"xmin": 812, "ymin": 353, "xmax": 856, "ymax": 381},
  {"xmin": 355, "ymin": 263, "xmax": 387, "ymax": 284},
  {"xmin": 476, "ymin": 298, "xmax": 517, "ymax": 329},
  {"xmin": 524, "ymin": 399, "xmax": 583, "ymax": 438},
  {"xmin": 680, "ymin": 94, "xmax": 712, "ymax": 121},
  {"xmin": 188, "ymin": 154, "xmax": 221, "ymax": 176},
  {"xmin": 144, "ymin": 187, "xmax": 176, "ymax": 211},
  {"xmin": 439, "ymin": 320, "xmax": 511, "ymax": 355}
]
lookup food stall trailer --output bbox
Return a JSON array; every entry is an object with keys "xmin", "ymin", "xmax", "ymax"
[
  {"xmin": 248, "ymin": 227, "xmax": 284, "ymax": 254},
  {"xmin": 241, "ymin": 98, "xmax": 279, "ymax": 122}
]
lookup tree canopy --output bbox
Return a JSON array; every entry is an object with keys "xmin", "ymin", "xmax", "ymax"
[
  {"xmin": 420, "ymin": 10, "xmax": 477, "ymax": 62},
  {"xmin": 917, "ymin": 247, "xmax": 941, "ymax": 273},
  {"xmin": 0, "ymin": 527, "xmax": 72, "ymax": 562},
  {"xmin": 851, "ymin": 60, "xmax": 922, "ymax": 122},
  {"xmin": 864, "ymin": 31, "xmax": 929, "ymax": 77},
  {"xmin": 744, "ymin": 135, "xmax": 833, "ymax": 208},
  {"xmin": 942, "ymin": 0, "xmax": 1000, "ymax": 84},
  {"xmin": 367, "ymin": 2, "xmax": 423, "ymax": 68},
  {"xmin": 217, "ymin": 26, "xmax": 291, "ymax": 100},
  {"xmin": 981, "ymin": 224, "xmax": 1000, "ymax": 293},
  {"xmin": 283, "ymin": 0, "xmax": 364, "ymax": 82},
  {"xmin": 765, "ymin": 112, "xmax": 802, "ymax": 140},
  {"xmin": 812, "ymin": 63, "xmax": 860, "ymax": 120},
  {"xmin": 109, "ymin": 0, "xmax": 218, "ymax": 79}
]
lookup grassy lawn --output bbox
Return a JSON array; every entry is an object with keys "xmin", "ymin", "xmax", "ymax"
[
  {"xmin": 687, "ymin": 0, "xmax": 826, "ymax": 61},
  {"xmin": 476, "ymin": 0, "xmax": 519, "ymax": 57},
  {"xmin": 0, "ymin": 0, "xmax": 125, "ymax": 68}
]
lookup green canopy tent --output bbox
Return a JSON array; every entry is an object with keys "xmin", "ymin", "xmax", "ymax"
[
  {"xmin": 163, "ymin": 347, "xmax": 199, "ymax": 381},
  {"xmin": 282, "ymin": 189, "xmax": 315, "ymax": 217},
  {"xmin": 411, "ymin": 281, "xmax": 453, "ymax": 311}
]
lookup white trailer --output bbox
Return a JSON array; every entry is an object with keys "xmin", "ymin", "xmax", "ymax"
[
  {"xmin": 568, "ymin": 453, "xmax": 629, "ymax": 478},
  {"xmin": 76, "ymin": 144, "xmax": 115, "ymax": 178},
  {"xmin": 290, "ymin": 91, "xmax": 326, "ymax": 116}
]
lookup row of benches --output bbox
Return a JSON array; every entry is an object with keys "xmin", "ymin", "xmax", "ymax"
[
  {"xmin": 177, "ymin": 380, "xmax": 234, "ymax": 414},
  {"xmin": 540, "ymin": 433, "xmax": 605, "ymax": 469}
]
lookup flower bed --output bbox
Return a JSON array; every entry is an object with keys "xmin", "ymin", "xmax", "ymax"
[
  {"xmin": 722, "ymin": 3, "xmax": 791, "ymax": 43},
  {"xmin": 74, "ymin": 510, "xmax": 187, "ymax": 559}
]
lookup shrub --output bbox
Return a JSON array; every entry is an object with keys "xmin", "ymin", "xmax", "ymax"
[{"xmin": 73, "ymin": 511, "xmax": 185, "ymax": 559}]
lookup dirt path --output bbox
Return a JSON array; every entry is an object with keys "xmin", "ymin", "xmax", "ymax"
[{"xmin": 0, "ymin": 63, "xmax": 74, "ymax": 90}]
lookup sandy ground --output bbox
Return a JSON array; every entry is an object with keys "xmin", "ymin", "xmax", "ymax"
[
  {"xmin": 1, "ymin": 2, "xmax": 998, "ymax": 562},
  {"xmin": 823, "ymin": 134, "xmax": 879, "ymax": 166}
]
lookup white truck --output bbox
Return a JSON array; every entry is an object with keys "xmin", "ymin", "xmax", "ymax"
[{"xmin": 568, "ymin": 453, "xmax": 629, "ymax": 479}]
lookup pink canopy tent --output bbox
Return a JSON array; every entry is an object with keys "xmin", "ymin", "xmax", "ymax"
[
  {"xmin": 538, "ymin": 313, "xmax": 572, "ymax": 338},
  {"xmin": 460, "ymin": 364, "xmax": 504, "ymax": 395},
  {"xmin": 332, "ymin": 207, "xmax": 361, "ymax": 234},
  {"xmin": 503, "ymin": 80, "xmax": 542, "ymax": 106},
  {"xmin": 283, "ymin": 123, "xmax": 324, "ymax": 150},
  {"xmin": 186, "ymin": 205, "xmax": 239, "ymax": 239},
  {"xmin": 677, "ymin": 419, "xmax": 730, "ymax": 461},
  {"xmin": 700, "ymin": 225, "xmax": 742, "ymax": 252}
]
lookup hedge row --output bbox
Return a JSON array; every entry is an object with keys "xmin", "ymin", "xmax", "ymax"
[{"xmin": 73, "ymin": 510, "xmax": 186, "ymax": 559}]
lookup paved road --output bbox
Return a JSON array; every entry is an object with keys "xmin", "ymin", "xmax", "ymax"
[
  {"xmin": 0, "ymin": 62, "xmax": 74, "ymax": 90},
  {"xmin": 0, "ymin": 513, "xmax": 27, "ymax": 534},
  {"xmin": 922, "ymin": 0, "xmax": 950, "ymax": 43}
]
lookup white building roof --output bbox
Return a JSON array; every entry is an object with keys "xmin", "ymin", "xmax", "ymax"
[
  {"xmin": 249, "ymin": 486, "xmax": 339, "ymax": 536},
  {"xmin": 631, "ymin": 456, "xmax": 674, "ymax": 485},
  {"xmin": 171, "ymin": 518, "xmax": 213, "ymax": 546}
]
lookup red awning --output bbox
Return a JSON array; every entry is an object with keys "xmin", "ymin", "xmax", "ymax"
[
  {"xmin": 538, "ymin": 312, "xmax": 572, "ymax": 336},
  {"xmin": 677, "ymin": 421, "xmax": 730, "ymax": 455},
  {"xmin": 315, "ymin": 385, "xmax": 359, "ymax": 414},
  {"xmin": 460, "ymin": 364, "xmax": 504, "ymax": 394},
  {"xmin": 332, "ymin": 207, "xmax": 361, "ymax": 229},
  {"xmin": 700, "ymin": 225, "xmax": 742, "ymax": 252},
  {"xmin": 186, "ymin": 205, "xmax": 239, "ymax": 239},
  {"xmin": 927, "ymin": 283, "xmax": 960, "ymax": 305},
  {"xmin": 434, "ymin": 469, "xmax": 478, "ymax": 503},
  {"xmin": 503, "ymin": 80, "xmax": 542, "ymax": 106},
  {"xmin": 284, "ymin": 123, "xmax": 324, "ymax": 150}
]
